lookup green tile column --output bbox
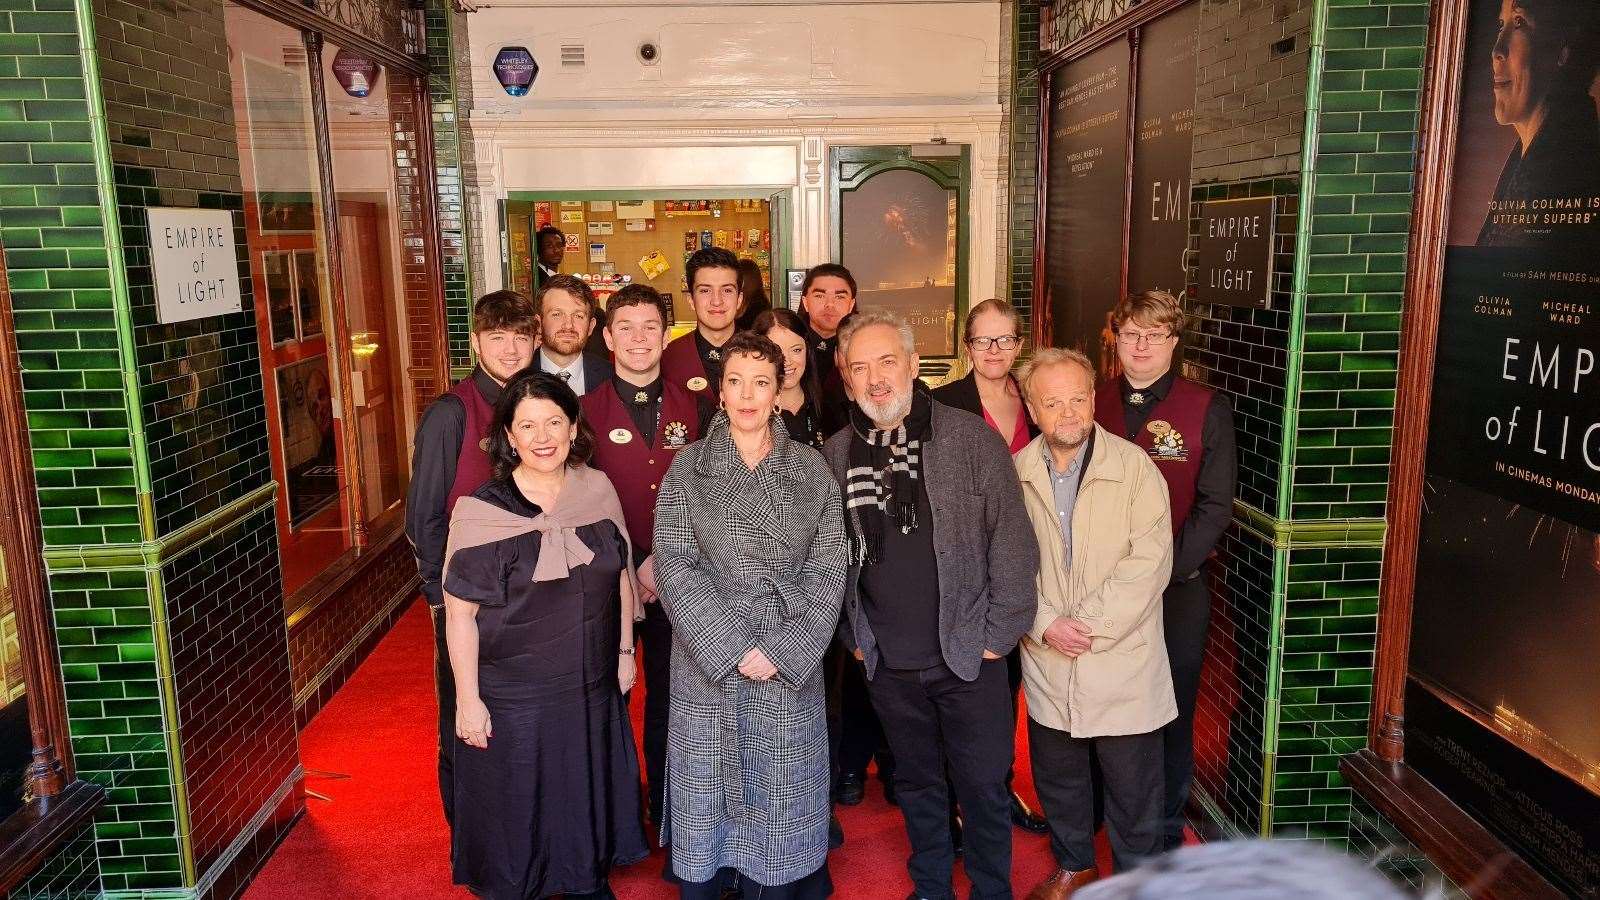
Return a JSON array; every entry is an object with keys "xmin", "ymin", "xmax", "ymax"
[
  {"xmin": 426, "ymin": 0, "xmax": 480, "ymax": 378},
  {"xmin": 1, "ymin": 0, "xmax": 183, "ymax": 892},
  {"xmin": 1262, "ymin": 0, "xmax": 1426, "ymax": 849}
]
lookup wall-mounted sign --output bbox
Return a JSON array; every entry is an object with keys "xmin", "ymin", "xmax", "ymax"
[
  {"xmin": 493, "ymin": 46, "xmax": 538, "ymax": 97},
  {"xmin": 330, "ymin": 48, "xmax": 379, "ymax": 98},
  {"xmin": 147, "ymin": 208, "xmax": 241, "ymax": 324},
  {"xmin": 1194, "ymin": 196, "xmax": 1274, "ymax": 307}
]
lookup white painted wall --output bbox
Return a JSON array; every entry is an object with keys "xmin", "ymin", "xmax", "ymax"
[{"xmin": 460, "ymin": 1, "xmax": 1008, "ymax": 311}]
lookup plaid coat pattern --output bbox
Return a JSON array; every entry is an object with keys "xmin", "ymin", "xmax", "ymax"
[{"xmin": 653, "ymin": 413, "xmax": 848, "ymax": 886}]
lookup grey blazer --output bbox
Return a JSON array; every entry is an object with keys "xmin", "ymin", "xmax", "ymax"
[
  {"xmin": 822, "ymin": 400, "xmax": 1040, "ymax": 681},
  {"xmin": 653, "ymin": 413, "xmax": 848, "ymax": 886}
]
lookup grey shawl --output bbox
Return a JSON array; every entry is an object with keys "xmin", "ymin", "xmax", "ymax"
[{"xmin": 652, "ymin": 412, "xmax": 848, "ymax": 886}]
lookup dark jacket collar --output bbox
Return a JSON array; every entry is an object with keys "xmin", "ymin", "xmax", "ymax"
[
  {"xmin": 472, "ymin": 366, "xmax": 503, "ymax": 405},
  {"xmin": 1120, "ymin": 368, "xmax": 1177, "ymax": 407}
]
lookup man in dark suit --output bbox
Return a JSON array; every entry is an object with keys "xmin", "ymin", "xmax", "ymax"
[
  {"xmin": 535, "ymin": 225, "xmax": 565, "ymax": 283},
  {"xmin": 533, "ymin": 273, "xmax": 612, "ymax": 396}
]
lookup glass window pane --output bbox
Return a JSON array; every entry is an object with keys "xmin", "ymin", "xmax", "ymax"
[
  {"xmin": 225, "ymin": 2, "xmax": 354, "ymax": 597},
  {"xmin": 840, "ymin": 168, "xmax": 959, "ymax": 357},
  {"xmin": 322, "ymin": 42, "xmax": 416, "ymax": 528}
]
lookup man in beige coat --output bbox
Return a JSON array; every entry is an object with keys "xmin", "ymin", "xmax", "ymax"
[{"xmin": 1013, "ymin": 348, "xmax": 1176, "ymax": 900}]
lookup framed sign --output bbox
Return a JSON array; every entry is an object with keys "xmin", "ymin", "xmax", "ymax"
[
  {"xmin": 1194, "ymin": 196, "xmax": 1273, "ymax": 307},
  {"xmin": 1368, "ymin": 0, "xmax": 1600, "ymax": 893},
  {"xmin": 147, "ymin": 207, "xmax": 242, "ymax": 324}
]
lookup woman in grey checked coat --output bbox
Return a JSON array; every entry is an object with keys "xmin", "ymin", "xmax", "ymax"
[{"xmin": 653, "ymin": 331, "xmax": 849, "ymax": 899}]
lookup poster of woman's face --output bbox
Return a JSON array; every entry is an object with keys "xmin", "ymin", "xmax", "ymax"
[{"xmin": 1448, "ymin": 0, "xmax": 1600, "ymax": 247}]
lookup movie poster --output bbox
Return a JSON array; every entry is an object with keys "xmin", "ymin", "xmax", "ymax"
[
  {"xmin": 1044, "ymin": 38, "xmax": 1128, "ymax": 369},
  {"xmin": 1409, "ymin": 1, "xmax": 1600, "ymax": 892}
]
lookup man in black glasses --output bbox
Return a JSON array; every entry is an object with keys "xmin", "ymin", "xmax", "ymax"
[{"xmin": 1094, "ymin": 290, "xmax": 1236, "ymax": 851}]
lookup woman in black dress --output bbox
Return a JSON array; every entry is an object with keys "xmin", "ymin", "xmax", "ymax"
[
  {"xmin": 443, "ymin": 371, "xmax": 648, "ymax": 899},
  {"xmin": 754, "ymin": 307, "xmax": 826, "ymax": 449}
]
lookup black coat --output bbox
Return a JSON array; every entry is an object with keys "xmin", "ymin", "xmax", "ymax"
[{"xmin": 931, "ymin": 371, "xmax": 1039, "ymax": 442}]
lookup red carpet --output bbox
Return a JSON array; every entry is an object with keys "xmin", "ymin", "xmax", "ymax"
[{"xmin": 247, "ymin": 599, "xmax": 1156, "ymax": 899}]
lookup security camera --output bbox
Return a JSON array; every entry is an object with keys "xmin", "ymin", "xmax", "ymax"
[{"xmin": 638, "ymin": 42, "xmax": 660, "ymax": 65}]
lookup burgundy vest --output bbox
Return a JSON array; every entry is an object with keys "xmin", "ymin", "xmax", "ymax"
[
  {"xmin": 1095, "ymin": 376, "xmax": 1211, "ymax": 533},
  {"xmin": 444, "ymin": 376, "xmax": 497, "ymax": 516},
  {"xmin": 580, "ymin": 379, "xmax": 702, "ymax": 554},
  {"xmin": 661, "ymin": 332, "xmax": 713, "ymax": 402}
]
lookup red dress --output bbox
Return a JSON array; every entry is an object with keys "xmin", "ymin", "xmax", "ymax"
[{"xmin": 981, "ymin": 404, "xmax": 1031, "ymax": 454}]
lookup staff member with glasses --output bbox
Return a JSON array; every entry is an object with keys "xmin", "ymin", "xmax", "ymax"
[
  {"xmin": 933, "ymin": 297, "xmax": 1048, "ymax": 838},
  {"xmin": 1094, "ymin": 290, "xmax": 1236, "ymax": 852}
]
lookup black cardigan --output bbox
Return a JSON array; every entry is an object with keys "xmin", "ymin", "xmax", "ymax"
[{"xmin": 931, "ymin": 370, "xmax": 1039, "ymax": 441}]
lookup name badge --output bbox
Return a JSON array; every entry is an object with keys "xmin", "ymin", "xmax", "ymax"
[
  {"xmin": 609, "ymin": 428, "xmax": 633, "ymax": 445},
  {"xmin": 687, "ymin": 376, "xmax": 708, "ymax": 392}
]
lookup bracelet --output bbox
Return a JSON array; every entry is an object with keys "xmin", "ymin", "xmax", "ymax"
[{"xmin": 619, "ymin": 647, "xmax": 635, "ymax": 656}]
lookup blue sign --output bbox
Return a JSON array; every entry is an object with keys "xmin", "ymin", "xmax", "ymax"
[{"xmin": 494, "ymin": 46, "xmax": 538, "ymax": 97}]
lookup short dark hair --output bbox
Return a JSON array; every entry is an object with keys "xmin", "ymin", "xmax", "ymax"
[
  {"xmin": 605, "ymin": 283, "xmax": 671, "ymax": 328},
  {"xmin": 686, "ymin": 247, "xmax": 741, "ymax": 293},
  {"xmin": 535, "ymin": 273, "xmax": 597, "ymax": 319},
  {"xmin": 535, "ymin": 225, "xmax": 565, "ymax": 247},
  {"xmin": 719, "ymin": 330, "xmax": 787, "ymax": 388},
  {"xmin": 800, "ymin": 263, "xmax": 857, "ymax": 297},
  {"xmin": 472, "ymin": 290, "xmax": 537, "ymax": 335},
  {"xmin": 487, "ymin": 370, "xmax": 596, "ymax": 480}
]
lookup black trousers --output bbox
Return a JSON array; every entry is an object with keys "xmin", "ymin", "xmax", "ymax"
[
  {"xmin": 1161, "ymin": 575, "xmax": 1211, "ymax": 849},
  {"xmin": 824, "ymin": 641, "xmax": 845, "ymax": 791},
  {"xmin": 638, "ymin": 600, "xmax": 674, "ymax": 821},
  {"xmin": 1029, "ymin": 719, "xmax": 1162, "ymax": 873},
  {"xmin": 839, "ymin": 652, "xmax": 894, "ymax": 783},
  {"xmin": 868, "ymin": 659, "xmax": 1013, "ymax": 900},
  {"xmin": 430, "ymin": 605, "xmax": 456, "ymax": 825}
]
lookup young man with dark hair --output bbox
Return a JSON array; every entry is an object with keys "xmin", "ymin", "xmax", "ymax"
[
  {"xmin": 405, "ymin": 289, "xmax": 537, "ymax": 824},
  {"xmin": 533, "ymin": 273, "xmax": 612, "ymax": 395},
  {"xmin": 535, "ymin": 225, "xmax": 565, "ymax": 282},
  {"xmin": 1096, "ymin": 290, "xmax": 1236, "ymax": 852},
  {"xmin": 579, "ymin": 283, "xmax": 712, "ymax": 829},
  {"xmin": 798, "ymin": 263, "xmax": 858, "ymax": 437},
  {"xmin": 661, "ymin": 247, "xmax": 741, "ymax": 400}
]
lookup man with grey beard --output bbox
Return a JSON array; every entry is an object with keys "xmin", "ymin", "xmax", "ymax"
[
  {"xmin": 821, "ymin": 311, "xmax": 1039, "ymax": 900},
  {"xmin": 1013, "ymin": 348, "xmax": 1174, "ymax": 900}
]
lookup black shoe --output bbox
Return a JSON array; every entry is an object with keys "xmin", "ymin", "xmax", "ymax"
[
  {"xmin": 829, "ymin": 814, "xmax": 845, "ymax": 849},
  {"xmin": 1010, "ymin": 792, "xmax": 1049, "ymax": 834},
  {"xmin": 950, "ymin": 811, "xmax": 964, "ymax": 856},
  {"xmin": 838, "ymin": 772, "xmax": 866, "ymax": 806}
]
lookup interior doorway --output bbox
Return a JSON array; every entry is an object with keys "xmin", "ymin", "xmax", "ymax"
[{"xmin": 503, "ymin": 189, "xmax": 792, "ymax": 334}]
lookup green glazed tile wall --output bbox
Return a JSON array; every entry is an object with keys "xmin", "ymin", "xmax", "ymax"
[
  {"xmin": 10, "ymin": 814, "xmax": 101, "ymax": 900},
  {"xmin": 1290, "ymin": 0, "xmax": 1423, "ymax": 525},
  {"xmin": 426, "ymin": 0, "xmax": 478, "ymax": 374},
  {"xmin": 1004, "ymin": 0, "xmax": 1038, "ymax": 337},
  {"xmin": 0, "ymin": 0, "xmax": 145, "ymax": 551},
  {"xmin": 92, "ymin": 0, "xmax": 272, "ymax": 537},
  {"xmin": 50, "ymin": 562, "xmax": 183, "ymax": 891}
]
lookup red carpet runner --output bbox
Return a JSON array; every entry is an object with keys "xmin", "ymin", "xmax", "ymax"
[{"xmin": 247, "ymin": 599, "xmax": 1132, "ymax": 899}]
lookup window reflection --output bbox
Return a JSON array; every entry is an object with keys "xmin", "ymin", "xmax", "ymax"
[
  {"xmin": 322, "ymin": 41, "xmax": 414, "ymax": 527},
  {"xmin": 841, "ymin": 168, "xmax": 959, "ymax": 357},
  {"xmin": 226, "ymin": 2, "xmax": 353, "ymax": 597}
]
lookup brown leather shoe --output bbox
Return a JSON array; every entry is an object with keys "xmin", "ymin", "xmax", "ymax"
[{"xmin": 1024, "ymin": 867, "xmax": 1099, "ymax": 900}]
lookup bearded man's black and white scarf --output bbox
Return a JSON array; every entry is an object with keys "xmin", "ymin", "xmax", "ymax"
[{"xmin": 844, "ymin": 381, "xmax": 934, "ymax": 565}]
